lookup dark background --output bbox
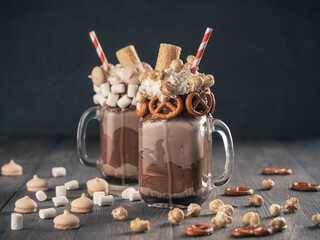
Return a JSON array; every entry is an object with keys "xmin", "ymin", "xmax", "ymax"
[{"xmin": 0, "ymin": 0, "xmax": 319, "ymax": 141}]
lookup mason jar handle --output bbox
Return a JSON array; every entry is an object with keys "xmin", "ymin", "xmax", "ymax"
[
  {"xmin": 210, "ymin": 118, "xmax": 234, "ymax": 187},
  {"xmin": 77, "ymin": 106, "xmax": 102, "ymax": 168}
]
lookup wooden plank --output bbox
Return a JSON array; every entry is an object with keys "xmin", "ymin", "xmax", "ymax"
[
  {"xmin": 0, "ymin": 138, "xmax": 319, "ymax": 239},
  {"xmin": 282, "ymin": 139, "xmax": 320, "ymax": 182},
  {"xmin": 0, "ymin": 137, "xmax": 59, "ymax": 210}
]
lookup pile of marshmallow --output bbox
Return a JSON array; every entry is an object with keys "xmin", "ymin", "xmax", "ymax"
[
  {"xmin": 2, "ymin": 159, "xmax": 143, "ymax": 231},
  {"xmin": 90, "ymin": 63, "xmax": 152, "ymax": 109}
]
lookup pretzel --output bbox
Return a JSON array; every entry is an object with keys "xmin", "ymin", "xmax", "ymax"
[
  {"xmin": 186, "ymin": 91, "xmax": 212, "ymax": 116},
  {"xmin": 136, "ymin": 102, "xmax": 147, "ymax": 117},
  {"xmin": 209, "ymin": 92, "xmax": 215, "ymax": 114},
  {"xmin": 149, "ymin": 96, "xmax": 183, "ymax": 119},
  {"xmin": 232, "ymin": 227, "xmax": 273, "ymax": 237},
  {"xmin": 185, "ymin": 224, "xmax": 214, "ymax": 236},
  {"xmin": 262, "ymin": 168, "xmax": 292, "ymax": 175},
  {"xmin": 291, "ymin": 182, "xmax": 320, "ymax": 191},
  {"xmin": 224, "ymin": 187, "xmax": 254, "ymax": 196}
]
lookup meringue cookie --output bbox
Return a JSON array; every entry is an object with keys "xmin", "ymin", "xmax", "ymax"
[
  {"xmin": 88, "ymin": 66, "xmax": 105, "ymax": 87},
  {"xmin": 1, "ymin": 160, "xmax": 23, "ymax": 176},
  {"xmin": 123, "ymin": 64, "xmax": 144, "ymax": 85},
  {"xmin": 86, "ymin": 177, "xmax": 108, "ymax": 197},
  {"xmin": 54, "ymin": 210, "xmax": 80, "ymax": 230},
  {"xmin": 26, "ymin": 175, "xmax": 48, "ymax": 192},
  {"xmin": 71, "ymin": 193, "xmax": 94, "ymax": 213},
  {"xmin": 142, "ymin": 62, "xmax": 153, "ymax": 72},
  {"xmin": 14, "ymin": 196, "xmax": 37, "ymax": 213}
]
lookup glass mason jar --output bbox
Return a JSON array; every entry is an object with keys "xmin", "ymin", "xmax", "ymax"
[
  {"xmin": 138, "ymin": 114, "xmax": 234, "ymax": 207},
  {"xmin": 77, "ymin": 106, "xmax": 139, "ymax": 187}
]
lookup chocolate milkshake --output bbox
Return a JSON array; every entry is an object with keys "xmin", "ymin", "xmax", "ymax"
[
  {"xmin": 78, "ymin": 45, "xmax": 152, "ymax": 185},
  {"xmin": 136, "ymin": 43, "xmax": 233, "ymax": 206}
]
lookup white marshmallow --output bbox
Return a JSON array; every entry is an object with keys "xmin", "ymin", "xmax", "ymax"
[
  {"xmin": 93, "ymin": 84, "xmax": 101, "ymax": 94},
  {"xmin": 98, "ymin": 195, "xmax": 114, "ymax": 206},
  {"xmin": 96, "ymin": 94, "xmax": 107, "ymax": 106},
  {"xmin": 111, "ymin": 84, "xmax": 125, "ymax": 93},
  {"xmin": 55, "ymin": 186, "xmax": 66, "ymax": 197},
  {"xmin": 106, "ymin": 94, "xmax": 119, "ymax": 107},
  {"xmin": 39, "ymin": 208, "xmax": 57, "ymax": 219},
  {"xmin": 131, "ymin": 97, "xmax": 137, "ymax": 106},
  {"xmin": 93, "ymin": 94, "xmax": 100, "ymax": 104},
  {"xmin": 52, "ymin": 167, "xmax": 66, "ymax": 177},
  {"xmin": 64, "ymin": 180, "xmax": 79, "ymax": 190},
  {"xmin": 117, "ymin": 95, "xmax": 131, "ymax": 109},
  {"xmin": 35, "ymin": 190, "xmax": 47, "ymax": 202},
  {"xmin": 52, "ymin": 196, "xmax": 68, "ymax": 207},
  {"xmin": 129, "ymin": 191, "xmax": 142, "ymax": 201},
  {"xmin": 100, "ymin": 82, "xmax": 111, "ymax": 97},
  {"xmin": 127, "ymin": 84, "xmax": 139, "ymax": 98},
  {"xmin": 11, "ymin": 213, "xmax": 23, "ymax": 230},
  {"xmin": 93, "ymin": 191, "xmax": 105, "ymax": 205},
  {"xmin": 121, "ymin": 188, "xmax": 137, "ymax": 199}
]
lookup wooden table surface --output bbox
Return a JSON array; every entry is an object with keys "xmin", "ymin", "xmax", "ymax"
[{"xmin": 0, "ymin": 137, "xmax": 319, "ymax": 239}]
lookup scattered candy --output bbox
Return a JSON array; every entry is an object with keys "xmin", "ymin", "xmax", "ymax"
[
  {"xmin": 52, "ymin": 196, "xmax": 68, "ymax": 207},
  {"xmin": 121, "ymin": 188, "xmax": 136, "ymax": 199},
  {"xmin": 64, "ymin": 180, "xmax": 79, "ymax": 190},
  {"xmin": 56, "ymin": 186, "xmax": 66, "ymax": 197},
  {"xmin": 93, "ymin": 191, "xmax": 105, "ymax": 205},
  {"xmin": 39, "ymin": 208, "xmax": 57, "ymax": 219},
  {"xmin": 11, "ymin": 213, "xmax": 23, "ymax": 230},
  {"xmin": 98, "ymin": 195, "xmax": 114, "ymax": 206},
  {"xmin": 35, "ymin": 190, "xmax": 47, "ymax": 201},
  {"xmin": 128, "ymin": 191, "xmax": 142, "ymax": 201},
  {"xmin": 52, "ymin": 167, "xmax": 67, "ymax": 177}
]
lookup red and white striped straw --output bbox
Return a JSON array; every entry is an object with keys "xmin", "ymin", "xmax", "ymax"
[
  {"xmin": 89, "ymin": 31, "xmax": 109, "ymax": 71},
  {"xmin": 191, "ymin": 27, "xmax": 213, "ymax": 73}
]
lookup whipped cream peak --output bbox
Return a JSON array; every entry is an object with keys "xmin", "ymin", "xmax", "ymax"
[
  {"xmin": 106, "ymin": 64, "xmax": 124, "ymax": 85},
  {"xmin": 137, "ymin": 61, "xmax": 214, "ymax": 103}
]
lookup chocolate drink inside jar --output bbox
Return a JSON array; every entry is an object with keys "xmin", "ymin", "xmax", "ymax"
[
  {"xmin": 139, "ymin": 112, "xmax": 213, "ymax": 206},
  {"xmin": 100, "ymin": 106, "xmax": 139, "ymax": 184}
]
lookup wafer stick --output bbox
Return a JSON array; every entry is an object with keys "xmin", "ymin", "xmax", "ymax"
[{"xmin": 155, "ymin": 44, "xmax": 181, "ymax": 70}]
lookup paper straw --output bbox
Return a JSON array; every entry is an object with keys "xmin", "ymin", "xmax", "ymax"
[
  {"xmin": 89, "ymin": 31, "xmax": 109, "ymax": 71},
  {"xmin": 191, "ymin": 27, "xmax": 213, "ymax": 73}
]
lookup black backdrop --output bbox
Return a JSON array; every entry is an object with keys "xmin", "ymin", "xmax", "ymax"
[{"xmin": 0, "ymin": 0, "xmax": 319, "ymax": 140}]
